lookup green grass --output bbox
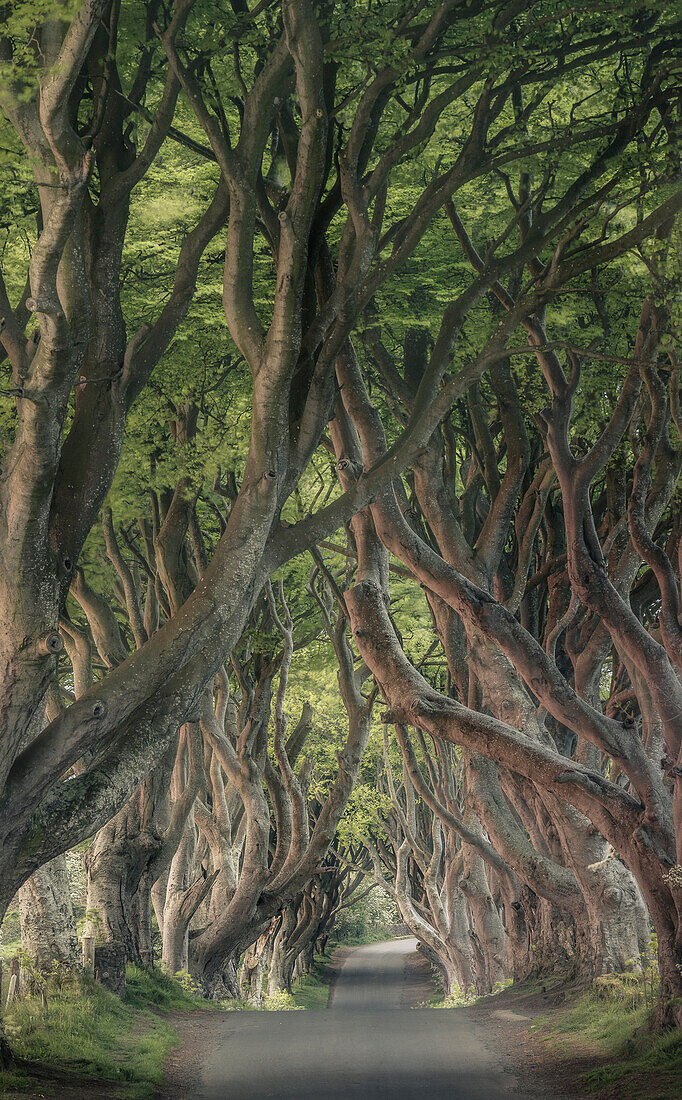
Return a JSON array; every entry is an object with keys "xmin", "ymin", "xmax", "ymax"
[
  {"xmin": 0, "ymin": 938, "xmax": 21, "ymax": 964},
  {"xmin": 290, "ymin": 952, "xmax": 335, "ymax": 1010},
  {"xmin": 531, "ymin": 996, "xmax": 650, "ymax": 1053},
  {"xmin": 584, "ymin": 1027, "xmax": 682, "ymax": 1093},
  {"xmin": 530, "ymin": 987, "xmax": 682, "ymax": 1097},
  {"xmin": 0, "ymin": 1068, "xmax": 35, "ymax": 1094},
  {"xmin": 125, "ymin": 964, "xmax": 214, "ymax": 1012},
  {"xmin": 0, "ymin": 968, "xmax": 200, "ymax": 1099},
  {"xmin": 0, "ymin": 943, "xmax": 354, "ymax": 1098},
  {"xmin": 0, "ymin": 910, "xmax": 20, "ymax": 960}
]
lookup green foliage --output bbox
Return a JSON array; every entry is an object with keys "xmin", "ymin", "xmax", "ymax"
[
  {"xmin": 16, "ymin": 949, "xmax": 48, "ymax": 995},
  {"xmin": 589, "ymin": 933, "xmax": 661, "ymax": 1012},
  {"xmin": 125, "ymin": 964, "xmax": 212, "ymax": 1012},
  {"xmin": 1, "ymin": 8, "xmax": 681, "ymax": 1080},
  {"xmin": 584, "ymin": 1027, "xmax": 682, "ymax": 1094},
  {"xmin": 0, "ymin": 1067, "xmax": 35, "ymax": 1093},
  {"xmin": 77, "ymin": 907, "xmax": 105, "ymax": 943},
  {"xmin": 0, "ymin": 1, "xmax": 80, "ymax": 94},
  {"xmin": 332, "ymin": 888, "xmax": 398, "ymax": 945},
  {"xmin": 262, "ymin": 988, "xmax": 303, "ymax": 1011},
  {"xmin": 168, "ymin": 968, "xmax": 205, "ymax": 999},
  {"xmin": 424, "ymin": 976, "xmax": 513, "ymax": 1009},
  {"xmin": 0, "ymin": 908, "xmax": 21, "ymax": 959},
  {"xmin": 430, "ymin": 987, "xmax": 477, "ymax": 1008},
  {"xmin": 290, "ymin": 953, "xmax": 334, "ymax": 1010}
]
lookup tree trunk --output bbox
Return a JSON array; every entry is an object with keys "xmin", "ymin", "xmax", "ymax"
[
  {"xmin": 501, "ymin": 893, "xmax": 531, "ymax": 981},
  {"xmin": 418, "ymin": 938, "xmax": 461, "ymax": 998},
  {"xmin": 459, "ymin": 812, "xmax": 507, "ymax": 992},
  {"xmin": 551, "ymin": 801, "xmax": 650, "ymax": 974},
  {"xmin": 17, "ymin": 855, "xmax": 79, "ymax": 978},
  {"xmin": 160, "ymin": 821, "xmax": 218, "ymax": 976},
  {"xmin": 656, "ymin": 922, "xmax": 682, "ymax": 1029},
  {"xmin": 202, "ymin": 954, "xmax": 240, "ymax": 1001},
  {"xmin": 240, "ymin": 949, "xmax": 267, "ymax": 1005},
  {"xmin": 131, "ymin": 869, "xmax": 155, "ymax": 970},
  {"xmin": 84, "ymin": 819, "xmax": 160, "ymax": 968},
  {"xmin": 240, "ymin": 926, "xmax": 272, "ymax": 1006},
  {"xmin": 162, "ymin": 905, "xmax": 188, "ymax": 976},
  {"xmin": 445, "ymin": 885, "xmax": 477, "ymax": 992},
  {"xmin": 268, "ymin": 908, "xmax": 296, "ymax": 995}
]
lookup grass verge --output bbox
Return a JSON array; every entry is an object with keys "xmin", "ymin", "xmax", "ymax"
[
  {"xmin": 326, "ymin": 930, "xmax": 401, "ymax": 948},
  {"xmin": 0, "ymin": 966, "xmax": 211, "ymax": 1099},
  {"xmin": 530, "ymin": 987, "xmax": 682, "ymax": 1098},
  {"xmin": 0, "ymin": 943, "xmax": 355, "ymax": 1096},
  {"xmin": 290, "ymin": 951, "xmax": 335, "ymax": 1009}
]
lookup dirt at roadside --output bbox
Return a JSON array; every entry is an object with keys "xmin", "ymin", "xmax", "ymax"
[
  {"xmin": 466, "ymin": 985, "xmax": 587, "ymax": 1099},
  {"xmin": 0, "ymin": 1063, "xmax": 130, "ymax": 1099},
  {"xmin": 465, "ymin": 983, "xmax": 679, "ymax": 1100},
  {"xmin": 401, "ymin": 950, "xmax": 592, "ymax": 1097},
  {"xmin": 402, "ymin": 944, "xmax": 437, "ymax": 1007},
  {"xmin": 157, "ymin": 1008, "xmax": 228, "ymax": 1100}
]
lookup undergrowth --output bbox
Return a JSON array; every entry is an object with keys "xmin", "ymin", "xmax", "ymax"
[
  {"xmin": 418, "ymin": 976, "xmax": 513, "ymax": 1009},
  {"xmin": 583, "ymin": 1026, "xmax": 682, "ymax": 1093},
  {"xmin": 0, "ymin": 938, "xmax": 366, "ymax": 1096},
  {"xmin": 262, "ymin": 988, "xmax": 303, "ymax": 1010},
  {"xmin": 126, "ymin": 964, "xmax": 214, "ymax": 1011},
  {"xmin": 327, "ymin": 929, "xmax": 402, "ymax": 947}
]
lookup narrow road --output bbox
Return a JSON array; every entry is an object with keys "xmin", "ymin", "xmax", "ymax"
[
  {"xmin": 329, "ymin": 936, "xmax": 419, "ymax": 1010},
  {"xmin": 192, "ymin": 938, "xmax": 530, "ymax": 1099}
]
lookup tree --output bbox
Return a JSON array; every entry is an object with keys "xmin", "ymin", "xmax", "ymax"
[
  {"xmin": 361, "ymin": 723, "xmax": 508, "ymax": 996},
  {"xmin": 341, "ymin": 218, "xmax": 682, "ymax": 1022}
]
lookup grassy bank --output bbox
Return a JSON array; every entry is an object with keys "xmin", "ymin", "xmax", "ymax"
[
  {"xmin": 0, "ymin": 967, "xmax": 211, "ymax": 1099},
  {"xmin": 529, "ymin": 985, "xmax": 682, "ymax": 1098},
  {"xmin": 459, "ymin": 967, "xmax": 681, "ymax": 1100},
  {"xmin": 289, "ymin": 950, "xmax": 337, "ymax": 1009},
  {"xmin": 0, "ymin": 937, "xmax": 367, "ymax": 1095},
  {"xmin": 0, "ymin": 948, "xmax": 342, "ymax": 1096},
  {"xmin": 420, "ymin": 960, "xmax": 682, "ymax": 1099}
]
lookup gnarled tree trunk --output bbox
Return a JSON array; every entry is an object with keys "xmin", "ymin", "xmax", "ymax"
[{"xmin": 17, "ymin": 855, "xmax": 79, "ymax": 990}]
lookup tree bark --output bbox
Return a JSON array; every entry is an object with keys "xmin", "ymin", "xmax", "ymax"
[{"xmin": 17, "ymin": 855, "xmax": 79, "ymax": 989}]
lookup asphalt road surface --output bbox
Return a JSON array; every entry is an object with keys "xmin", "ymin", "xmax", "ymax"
[{"xmin": 198, "ymin": 938, "xmax": 530, "ymax": 1099}]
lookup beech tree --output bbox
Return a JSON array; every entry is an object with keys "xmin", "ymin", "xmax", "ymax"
[
  {"xmin": 338, "ymin": 215, "xmax": 682, "ymax": 1020},
  {"xmin": 0, "ymin": 0, "xmax": 681, "ymax": 1063},
  {"xmin": 49, "ymin": 459, "xmax": 373, "ymax": 996},
  {"xmin": 361, "ymin": 722, "xmax": 518, "ymax": 996}
]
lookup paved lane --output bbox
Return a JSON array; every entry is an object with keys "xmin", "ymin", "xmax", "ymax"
[
  {"xmin": 329, "ymin": 936, "xmax": 417, "ymax": 1010},
  {"xmin": 197, "ymin": 938, "xmax": 530, "ymax": 1099}
]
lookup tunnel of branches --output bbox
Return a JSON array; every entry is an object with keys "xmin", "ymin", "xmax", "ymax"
[{"xmin": 1, "ymin": 0, "xmax": 682, "ymax": 1066}]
